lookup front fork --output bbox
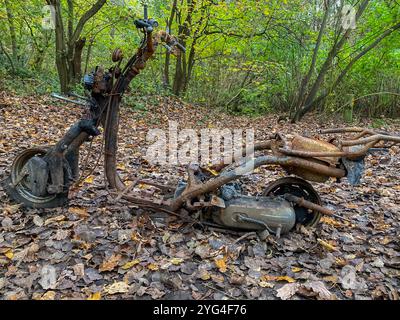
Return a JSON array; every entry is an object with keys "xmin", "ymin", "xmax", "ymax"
[{"xmin": 44, "ymin": 119, "xmax": 100, "ymax": 194}]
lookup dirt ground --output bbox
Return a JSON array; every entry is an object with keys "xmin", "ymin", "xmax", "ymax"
[{"xmin": 0, "ymin": 92, "xmax": 399, "ymax": 300}]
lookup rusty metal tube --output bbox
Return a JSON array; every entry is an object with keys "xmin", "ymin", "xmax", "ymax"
[
  {"xmin": 283, "ymin": 194, "xmax": 334, "ymax": 216},
  {"xmin": 341, "ymin": 134, "xmax": 400, "ymax": 146},
  {"xmin": 170, "ymin": 155, "xmax": 346, "ymax": 211},
  {"xmin": 278, "ymin": 140, "xmax": 378, "ymax": 159}
]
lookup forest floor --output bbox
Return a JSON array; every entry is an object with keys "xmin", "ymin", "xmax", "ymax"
[{"xmin": 0, "ymin": 91, "xmax": 399, "ymax": 300}]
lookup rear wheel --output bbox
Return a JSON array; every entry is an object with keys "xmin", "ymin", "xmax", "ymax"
[
  {"xmin": 3, "ymin": 147, "xmax": 69, "ymax": 208},
  {"xmin": 263, "ymin": 177, "xmax": 322, "ymax": 227}
]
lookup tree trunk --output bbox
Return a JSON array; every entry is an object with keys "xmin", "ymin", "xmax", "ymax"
[
  {"xmin": 294, "ymin": 0, "xmax": 331, "ymax": 113},
  {"xmin": 298, "ymin": 20, "xmax": 400, "ymax": 118},
  {"xmin": 172, "ymin": 49, "xmax": 185, "ymax": 95},
  {"xmin": 4, "ymin": 0, "xmax": 18, "ymax": 63},
  {"xmin": 0, "ymin": 39, "xmax": 15, "ymax": 73},
  {"xmin": 292, "ymin": 0, "xmax": 370, "ymax": 122},
  {"xmin": 50, "ymin": 0, "xmax": 70, "ymax": 93},
  {"xmin": 69, "ymin": 38, "xmax": 86, "ymax": 86},
  {"xmin": 172, "ymin": 0, "xmax": 195, "ymax": 96},
  {"xmin": 47, "ymin": 0, "xmax": 106, "ymax": 93},
  {"xmin": 163, "ymin": 0, "xmax": 178, "ymax": 88}
]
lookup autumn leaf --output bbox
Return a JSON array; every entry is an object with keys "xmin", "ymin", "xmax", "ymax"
[
  {"xmin": 276, "ymin": 276, "xmax": 296, "ymax": 283},
  {"xmin": 211, "ymin": 274, "xmax": 225, "ymax": 283},
  {"xmin": 264, "ymin": 275, "xmax": 296, "ymax": 283},
  {"xmin": 323, "ymin": 275, "xmax": 338, "ymax": 283},
  {"xmin": 117, "ymin": 163, "xmax": 127, "ymax": 171},
  {"xmin": 83, "ymin": 175, "xmax": 95, "ymax": 184},
  {"xmin": 214, "ymin": 256, "xmax": 227, "ymax": 273},
  {"xmin": 170, "ymin": 258, "xmax": 184, "ymax": 265},
  {"xmin": 99, "ymin": 254, "xmax": 122, "ymax": 272},
  {"xmin": 44, "ymin": 215, "xmax": 65, "ymax": 226},
  {"xmin": 68, "ymin": 207, "xmax": 89, "ymax": 218},
  {"xmin": 104, "ymin": 282, "xmax": 130, "ymax": 295},
  {"xmin": 317, "ymin": 239, "xmax": 338, "ymax": 252},
  {"xmin": 320, "ymin": 216, "xmax": 342, "ymax": 227},
  {"xmin": 147, "ymin": 263, "xmax": 159, "ymax": 271},
  {"xmin": 259, "ymin": 281, "xmax": 274, "ymax": 288},
  {"xmin": 291, "ymin": 267, "xmax": 302, "ymax": 273},
  {"xmin": 5, "ymin": 250, "xmax": 14, "ymax": 260},
  {"xmin": 344, "ymin": 203, "xmax": 359, "ymax": 209},
  {"xmin": 40, "ymin": 291, "xmax": 56, "ymax": 300},
  {"xmin": 121, "ymin": 259, "xmax": 140, "ymax": 270},
  {"xmin": 87, "ymin": 292, "xmax": 102, "ymax": 300},
  {"xmin": 3, "ymin": 204, "xmax": 21, "ymax": 215}
]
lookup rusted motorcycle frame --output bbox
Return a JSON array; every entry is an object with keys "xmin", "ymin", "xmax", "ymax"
[
  {"xmin": 4, "ymin": 7, "xmax": 400, "ymax": 238},
  {"xmin": 4, "ymin": 6, "xmax": 184, "ymax": 207},
  {"xmin": 114, "ymin": 127, "xmax": 400, "ymax": 237}
]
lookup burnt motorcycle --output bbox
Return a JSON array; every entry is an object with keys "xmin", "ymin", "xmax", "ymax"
[{"xmin": 4, "ymin": 6, "xmax": 400, "ymax": 238}]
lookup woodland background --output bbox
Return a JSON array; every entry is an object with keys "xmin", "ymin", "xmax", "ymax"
[{"xmin": 0, "ymin": 0, "xmax": 399, "ymax": 122}]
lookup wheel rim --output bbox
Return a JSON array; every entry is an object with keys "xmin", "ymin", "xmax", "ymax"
[
  {"xmin": 263, "ymin": 177, "xmax": 322, "ymax": 227},
  {"xmin": 10, "ymin": 147, "xmax": 58, "ymax": 205}
]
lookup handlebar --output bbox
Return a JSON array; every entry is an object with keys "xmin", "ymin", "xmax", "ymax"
[
  {"xmin": 134, "ymin": 5, "xmax": 186, "ymax": 53},
  {"xmin": 134, "ymin": 18, "xmax": 159, "ymax": 32}
]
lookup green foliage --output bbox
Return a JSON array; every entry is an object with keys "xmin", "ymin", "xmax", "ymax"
[
  {"xmin": 371, "ymin": 118, "xmax": 389, "ymax": 129},
  {"xmin": 0, "ymin": 0, "xmax": 399, "ymax": 117}
]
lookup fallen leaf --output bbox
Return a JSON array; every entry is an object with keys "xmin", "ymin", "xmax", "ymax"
[
  {"xmin": 323, "ymin": 275, "xmax": 338, "ymax": 283},
  {"xmin": 104, "ymin": 282, "xmax": 130, "ymax": 295},
  {"xmin": 3, "ymin": 204, "xmax": 21, "ymax": 215},
  {"xmin": 276, "ymin": 276, "xmax": 296, "ymax": 283},
  {"xmin": 259, "ymin": 281, "xmax": 274, "ymax": 288},
  {"xmin": 73, "ymin": 263, "xmax": 85, "ymax": 277},
  {"xmin": 276, "ymin": 283, "xmax": 299, "ymax": 300},
  {"xmin": 320, "ymin": 216, "xmax": 342, "ymax": 227},
  {"xmin": 214, "ymin": 257, "xmax": 227, "ymax": 273},
  {"xmin": 147, "ymin": 263, "xmax": 159, "ymax": 271},
  {"xmin": 44, "ymin": 215, "xmax": 65, "ymax": 226},
  {"xmin": 83, "ymin": 175, "xmax": 95, "ymax": 184},
  {"xmin": 264, "ymin": 275, "xmax": 296, "ymax": 283},
  {"xmin": 170, "ymin": 258, "xmax": 184, "ymax": 265},
  {"xmin": 121, "ymin": 259, "xmax": 140, "ymax": 270},
  {"xmin": 198, "ymin": 269, "xmax": 211, "ymax": 280},
  {"xmin": 5, "ymin": 250, "xmax": 13, "ymax": 260},
  {"xmin": 211, "ymin": 273, "xmax": 224, "ymax": 283},
  {"xmin": 317, "ymin": 239, "xmax": 338, "ymax": 252},
  {"xmin": 40, "ymin": 291, "xmax": 56, "ymax": 300},
  {"xmin": 303, "ymin": 281, "xmax": 334, "ymax": 300},
  {"xmin": 39, "ymin": 265, "xmax": 57, "ymax": 290},
  {"xmin": 87, "ymin": 292, "xmax": 101, "ymax": 300},
  {"xmin": 68, "ymin": 207, "xmax": 89, "ymax": 218},
  {"xmin": 99, "ymin": 254, "xmax": 122, "ymax": 272}
]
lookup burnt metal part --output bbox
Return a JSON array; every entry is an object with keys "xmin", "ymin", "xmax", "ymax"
[
  {"xmin": 217, "ymin": 196, "xmax": 296, "ymax": 234},
  {"xmin": 51, "ymin": 93, "xmax": 88, "ymax": 106},
  {"xmin": 220, "ymin": 183, "xmax": 242, "ymax": 201},
  {"xmin": 283, "ymin": 194, "xmax": 334, "ymax": 217},
  {"xmin": 112, "ymin": 48, "xmax": 124, "ymax": 62},
  {"xmin": 3, "ymin": 147, "xmax": 69, "ymax": 208},
  {"xmin": 25, "ymin": 156, "xmax": 48, "ymax": 197},
  {"xmin": 341, "ymin": 157, "xmax": 365, "ymax": 185},
  {"xmin": 291, "ymin": 134, "xmax": 340, "ymax": 165},
  {"xmin": 263, "ymin": 177, "xmax": 322, "ymax": 227},
  {"xmin": 170, "ymin": 155, "xmax": 346, "ymax": 211}
]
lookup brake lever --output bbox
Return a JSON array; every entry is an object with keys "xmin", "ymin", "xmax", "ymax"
[
  {"xmin": 176, "ymin": 42, "xmax": 186, "ymax": 53},
  {"xmin": 168, "ymin": 38, "xmax": 186, "ymax": 53},
  {"xmin": 134, "ymin": 19, "xmax": 159, "ymax": 32},
  {"xmin": 163, "ymin": 43, "xmax": 173, "ymax": 53}
]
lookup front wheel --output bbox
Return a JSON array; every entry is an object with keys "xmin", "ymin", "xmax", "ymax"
[{"xmin": 3, "ymin": 147, "xmax": 69, "ymax": 209}]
